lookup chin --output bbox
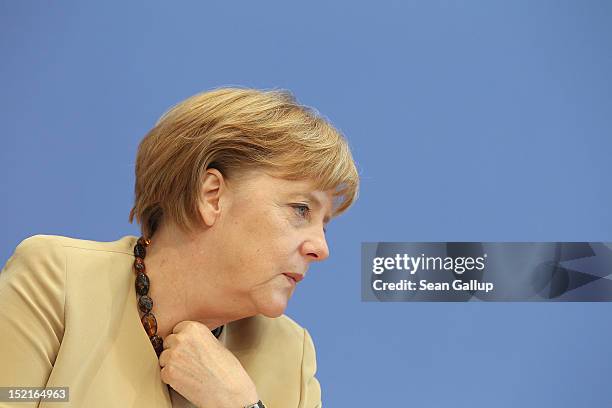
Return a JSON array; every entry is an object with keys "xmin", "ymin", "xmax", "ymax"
[{"xmin": 254, "ymin": 293, "xmax": 289, "ymax": 318}]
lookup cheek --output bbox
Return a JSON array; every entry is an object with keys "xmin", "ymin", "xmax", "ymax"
[
  {"xmin": 223, "ymin": 203, "xmax": 300, "ymax": 281},
  {"xmin": 219, "ymin": 223, "xmax": 276, "ymax": 283},
  {"xmin": 239, "ymin": 236, "xmax": 297, "ymax": 286},
  {"xmin": 232, "ymin": 209, "xmax": 288, "ymax": 252}
]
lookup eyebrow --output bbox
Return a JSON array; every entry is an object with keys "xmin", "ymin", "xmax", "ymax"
[{"xmin": 299, "ymin": 192, "xmax": 332, "ymax": 224}]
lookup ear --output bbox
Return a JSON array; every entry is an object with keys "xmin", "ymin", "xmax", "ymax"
[{"xmin": 197, "ymin": 168, "xmax": 228, "ymax": 227}]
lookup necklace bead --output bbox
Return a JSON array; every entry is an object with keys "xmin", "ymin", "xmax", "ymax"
[
  {"xmin": 150, "ymin": 335, "xmax": 164, "ymax": 356},
  {"xmin": 141, "ymin": 313, "xmax": 158, "ymax": 337},
  {"xmin": 138, "ymin": 295, "xmax": 153, "ymax": 313},
  {"xmin": 134, "ymin": 243, "xmax": 147, "ymax": 259},
  {"xmin": 135, "ymin": 272, "xmax": 150, "ymax": 296},
  {"xmin": 134, "ymin": 257, "xmax": 145, "ymax": 272}
]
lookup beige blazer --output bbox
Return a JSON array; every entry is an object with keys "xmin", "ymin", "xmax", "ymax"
[{"xmin": 0, "ymin": 235, "xmax": 322, "ymax": 408}]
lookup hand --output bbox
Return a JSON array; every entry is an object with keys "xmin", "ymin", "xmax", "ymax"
[{"xmin": 159, "ymin": 321, "xmax": 259, "ymax": 408}]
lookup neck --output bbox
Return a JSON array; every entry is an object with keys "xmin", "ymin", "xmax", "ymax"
[{"xmin": 140, "ymin": 222, "xmax": 251, "ymax": 339}]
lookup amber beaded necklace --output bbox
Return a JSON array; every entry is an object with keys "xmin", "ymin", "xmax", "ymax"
[{"xmin": 133, "ymin": 237, "xmax": 223, "ymax": 357}]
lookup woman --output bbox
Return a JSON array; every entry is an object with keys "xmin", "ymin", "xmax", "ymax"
[{"xmin": 0, "ymin": 88, "xmax": 359, "ymax": 407}]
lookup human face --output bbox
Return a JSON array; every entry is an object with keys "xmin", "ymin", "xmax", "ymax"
[{"xmin": 213, "ymin": 171, "xmax": 333, "ymax": 318}]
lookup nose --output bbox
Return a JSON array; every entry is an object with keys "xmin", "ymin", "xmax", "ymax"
[{"xmin": 301, "ymin": 226, "xmax": 330, "ymax": 262}]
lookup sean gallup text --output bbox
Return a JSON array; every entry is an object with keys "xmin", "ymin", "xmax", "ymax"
[{"xmin": 372, "ymin": 279, "xmax": 494, "ymax": 293}]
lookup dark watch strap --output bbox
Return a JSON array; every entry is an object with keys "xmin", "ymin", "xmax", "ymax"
[{"xmin": 244, "ymin": 401, "xmax": 265, "ymax": 408}]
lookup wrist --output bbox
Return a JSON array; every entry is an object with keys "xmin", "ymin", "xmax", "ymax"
[{"xmin": 243, "ymin": 385, "xmax": 259, "ymax": 407}]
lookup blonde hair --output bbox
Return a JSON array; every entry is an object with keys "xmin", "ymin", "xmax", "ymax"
[{"xmin": 129, "ymin": 87, "xmax": 359, "ymax": 239}]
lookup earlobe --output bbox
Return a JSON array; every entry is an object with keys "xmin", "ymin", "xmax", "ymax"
[{"xmin": 197, "ymin": 169, "xmax": 225, "ymax": 227}]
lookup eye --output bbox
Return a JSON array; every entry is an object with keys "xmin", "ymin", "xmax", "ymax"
[
  {"xmin": 291, "ymin": 203, "xmax": 328, "ymax": 234},
  {"xmin": 292, "ymin": 204, "xmax": 311, "ymax": 219}
]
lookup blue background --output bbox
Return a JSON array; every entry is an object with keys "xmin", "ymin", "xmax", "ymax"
[{"xmin": 2, "ymin": 1, "xmax": 612, "ymax": 406}]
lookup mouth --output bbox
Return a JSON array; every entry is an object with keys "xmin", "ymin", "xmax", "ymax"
[{"xmin": 283, "ymin": 272, "xmax": 304, "ymax": 283}]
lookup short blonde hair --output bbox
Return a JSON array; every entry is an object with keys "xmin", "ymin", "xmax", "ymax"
[{"xmin": 129, "ymin": 87, "xmax": 359, "ymax": 239}]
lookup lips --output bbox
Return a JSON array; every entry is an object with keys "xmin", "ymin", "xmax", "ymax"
[{"xmin": 283, "ymin": 272, "xmax": 304, "ymax": 283}]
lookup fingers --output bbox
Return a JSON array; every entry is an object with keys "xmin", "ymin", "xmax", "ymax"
[
  {"xmin": 172, "ymin": 320, "xmax": 209, "ymax": 334},
  {"xmin": 159, "ymin": 333, "xmax": 179, "ymax": 367},
  {"xmin": 162, "ymin": 320, "xmax": 226, "ymax": 368},
  {"xmin": 159, "ymin": 348, "xmax": 170, "ymax": 367},
  {"xmin": 159, "ymin": 362, "xmax": 175, "ymax": 385},
  {"xmin": 163, "ymin": 333, "xmax": 176, "ymax": 349},
  {"xmin": 172, "ymin": 320, "xmax": 190, "ymax": 334}
]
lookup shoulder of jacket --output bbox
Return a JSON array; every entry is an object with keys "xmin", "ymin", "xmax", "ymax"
[
  {"xmin": 12, "ymin": 234, "xmax": 66, "ymax": 258},
  {"xmin": 15, "ymin": 234, "xmax": 137, "ymax": 256},
  {"xmin": 1, "ymin": 235, "xmax": 68, "ymax": 293}
]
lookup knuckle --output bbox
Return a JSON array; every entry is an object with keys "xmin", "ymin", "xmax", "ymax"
[
  {"xmin": 162, "ymin": 349, "xmax": 173, "ymax": 361},
  {"xmin": 160, "ymin": 366, "xmax": 173, "ymax": 383},
  {"xmin": 187, "ymin": 321, "xmax": 204, "ymax": 332}
]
